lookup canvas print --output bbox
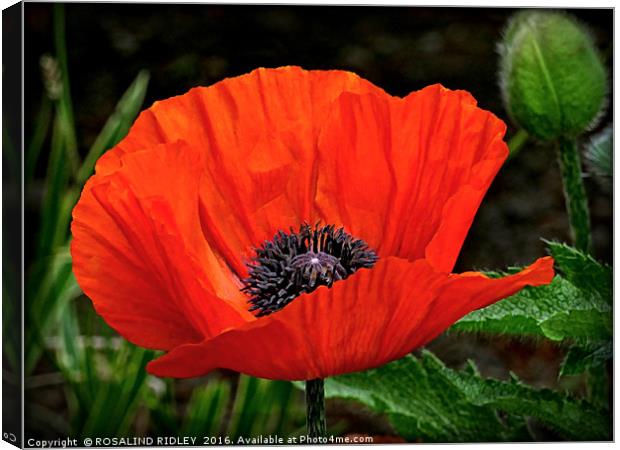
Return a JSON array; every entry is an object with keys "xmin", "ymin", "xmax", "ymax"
[{"xmin": 3, "ymin": 2, "xmax": 613, "ymax": 446}]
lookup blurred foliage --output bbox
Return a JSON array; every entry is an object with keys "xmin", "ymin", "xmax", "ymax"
[
  {"xmin": 21, "ymin": 4, "xmax": 612, "ymax": 444},
  {"xmin": 560, "ymin": 342, "xmax": 612, "ymax": 378},
  {"xmin": 585, "ymin": 125, "xmax": 613, "ymax": 181}
]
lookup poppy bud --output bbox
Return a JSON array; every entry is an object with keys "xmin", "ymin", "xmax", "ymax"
[{"xmin": 499, "ymin": 11, "xmax": 607, "ymax": 140}]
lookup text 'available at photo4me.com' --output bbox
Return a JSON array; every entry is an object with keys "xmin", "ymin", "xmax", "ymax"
[{"xmin": 26, "ymin": 435, "xmax": 375, "ymax": 447}]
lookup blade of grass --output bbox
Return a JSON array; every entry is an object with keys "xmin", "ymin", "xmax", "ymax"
[
  {"xmin": 53, "ymin": 3, "xmax": 80, "ymax": 176},
  {"xmin": 144, "ymin": 378, "xmax": 180, "ymax": 437},
  {"xmin": 52, "ymin": 188, "xmax": 80, "ymax": 246},
  {"xmin": 76, "ymin": 70, "xmax": 150, "ymax": 185},
  {"xmin": 80, "ymin": 343, "xmax": 152, "ymax": 437},
  {"xmin": 272, "ymin": 381, "xmax": 301, "ymax": 437},
  {"xmin": 226, "ymin": 375, "xmax": 259, "ymax": 438},
  {"xmin": 25, "ymin": 246, "xmax": 80, "ymax": 374},
  {"xmin": 249, "ymin": 379, "xmax": 285, "ymax": 436},
  {"xmin": 182, "ymin": 380, "xmax": 231, "ymax": 437},
  {"xmin": 237, "ymin": 377, "xmax": 286, "ymax": 437},
  {"xmin": 26, "ymin": 95, "xmax": 53, "ymax": 183},
  {"xmin": 36, "ymin": 114, "xmax": 70, "ymax": 258},
  {"xmin": 55, "ymin": 299, "xmax": 90, "ymax": 434}
]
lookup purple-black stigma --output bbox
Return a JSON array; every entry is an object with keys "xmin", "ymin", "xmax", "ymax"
[{"xmin": 242, "ymin": 223, "xmax": 378, "ymax": 317}]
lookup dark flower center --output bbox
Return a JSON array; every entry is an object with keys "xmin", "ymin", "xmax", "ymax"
[{"xmin": 242, "ymin": 223, "xmax": 378, "ymax": 317}]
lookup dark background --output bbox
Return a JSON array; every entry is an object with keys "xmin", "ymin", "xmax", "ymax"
[
  {"xmin": 24, "ymin": 3, "xmax": 613, "ymax": 269},
  {"xmin": 23, "ymin": 3, "xmax": 613, "ymax": 441}
]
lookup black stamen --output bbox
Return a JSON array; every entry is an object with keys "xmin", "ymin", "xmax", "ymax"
[{"xmin": 242, "ymin": 223, "xmax": 378, "ymax": 317}]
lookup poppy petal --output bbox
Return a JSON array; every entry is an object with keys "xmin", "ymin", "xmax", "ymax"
[
  {"xmin": 146, "ymin": 256, "xmax": 553, "ymax": 380},
  {"xmin": 96, "ymin": 67, "xmax": 386, "ymax": 278},
  {"xmin": 315, "ymin": 84, "xmax": 508, "ymax": 268},
  {"xmin": 71, "ymin": 141, "xmax": 252, "ymax": 350},
  {"xmin": 408, "ymin": 256, "xmax": 555, "ymax": 349}
]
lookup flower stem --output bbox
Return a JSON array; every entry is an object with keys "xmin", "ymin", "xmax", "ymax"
[
  {"xmin": 557, "ymin": 136, "xmax": 591, "ymax": 253},
  {"xmin": 305, "ymin": 378, "xmax": 326, "ymax": 438}
]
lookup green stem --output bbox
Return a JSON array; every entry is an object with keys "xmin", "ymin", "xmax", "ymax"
[
  {"xmin": 305, "ymin": 379, "xmax": 326, "ymax": 438},
  {"xmin": 557, "ymin": 136, "xmax": 591, "ymax": 253},
  {"xmin": 507, "ymin": 128, "xmax": 529, "ymax": 158}
]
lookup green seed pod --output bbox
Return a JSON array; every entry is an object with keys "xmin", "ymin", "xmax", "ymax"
[{"xmin": 499, "ymin": 11, "xmax": 607, "ymax": 141}]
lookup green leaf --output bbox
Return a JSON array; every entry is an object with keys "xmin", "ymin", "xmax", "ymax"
[
  {"xmin": 585, "ymin": 124, "xmax": 612, "ymax": 179},
  {"xmin": 76, "ymin": 70, "xmax": 150, "ymax": 185},
  {"xmin": 325, "ymin": 352, "xmax": 610, "ymax": 442},
  {"xmin": 451, "ymin": 276, "xmax": 611, "ymax": 341},
  {"xmin": 452, "ymin": 243, "xmax": 612, "ymax": 342},
  {"xmin": 560, "ymin": 342, "xmax": 612, "ymax": 377},
  {"xmin": 585, "ymin": 364, "xmax": 610, "ymax": 411},
  {"xmin": 546, "ymin": 241, "xmax": 612, "ymax": 303}
]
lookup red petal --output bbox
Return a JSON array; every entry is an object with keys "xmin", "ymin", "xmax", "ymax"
[
  {"xmin": 71, "ymin": 141, "xmax": 252, "ymax": 350},
  {"xmin": 409, "ymin": 256, "xmax": 556, "ymax": 349},
  {"xmin": 315, "ymin": 85, "xmax": 508, "ymax": 270},
  {"xmin": 96, "ymin": 67, "xmax": 385, "ymax": 277},
  {"xmin": 146, "ymin": 256, "xmax": 553, "ymax": 380}
]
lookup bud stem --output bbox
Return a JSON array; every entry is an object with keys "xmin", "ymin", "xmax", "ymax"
[
  {"xmin": 305, "ymin": 379, "xmax": 326, "ymax": 438},
  {"xmin": 507, "ymin": 129, "xmax": 529, "ymax": 158},
  {"xmin": 557, "ymin": 136, "xmax": 591, "ymax": 253}
]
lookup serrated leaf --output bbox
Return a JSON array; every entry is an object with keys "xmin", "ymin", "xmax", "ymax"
[
  {"xmin": 560, "ymin": 342, "xmax": 612, "ymax": 377},
  {"xmin": 452, "ymin": 243, "xmax": 611, "ymax": 342},
  {"xmin": 326, "ymin": 354, "xmax": 522, "ymax": 442},
  {"xmin": 325, "ymin": 352, "xmax": 610, "ymax": 442},
  {"xmin": 546, "ymin": 241, "xmax": 611, "ymax": 304},
  {"xmin": 451, "ymin": 276, "xmax": 611, "ymax": 341}
]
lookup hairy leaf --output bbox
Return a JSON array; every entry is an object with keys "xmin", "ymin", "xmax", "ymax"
[
  {"xmin": 451, "ymin": 276, "xmax": 611, "ymax": 341},
  {"xmin": 325, "ymin": 352, "xmax": 610, "ymax": 442},
  {"xmin": 452, "ymin": 243, "xmax": 611, "ymax": 342},
  {"xmin": 560, "ymin": 342, "xmax": 612, "ymax": 377},
  {"xmin": 546, "ymin": 241, "xmax": 611, "ymax": 303}
]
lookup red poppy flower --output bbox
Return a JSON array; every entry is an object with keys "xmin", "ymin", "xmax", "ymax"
[{"xmin": 71, "ymin": 66, "xmax": 554, "ymax": 381}]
